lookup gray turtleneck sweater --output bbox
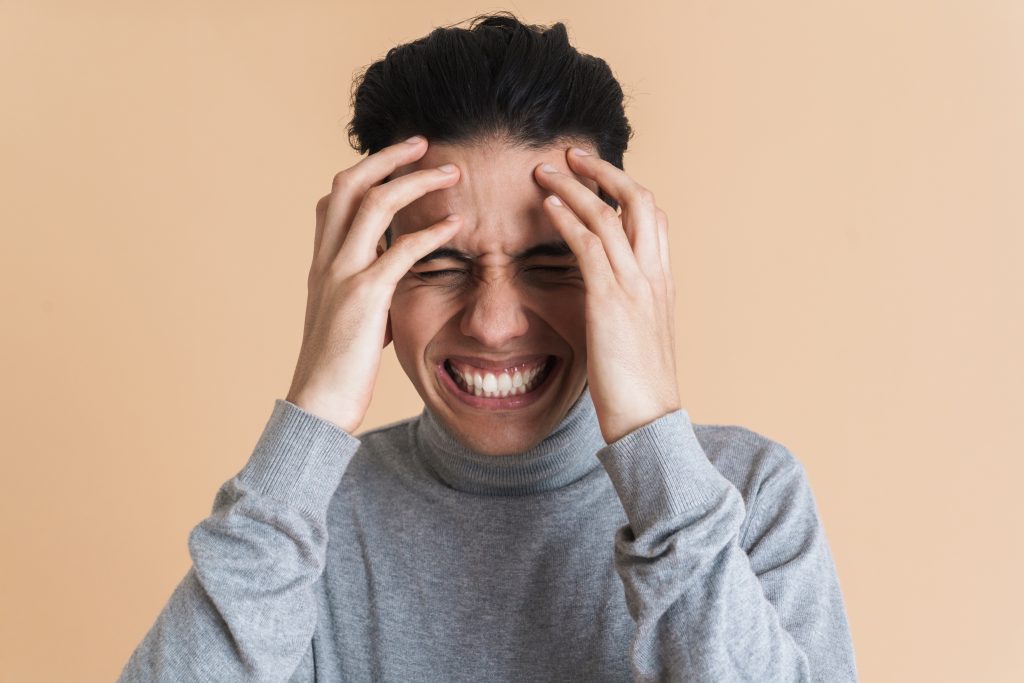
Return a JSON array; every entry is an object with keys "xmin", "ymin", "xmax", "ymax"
[{"xmin": 118, "ymin": 387, "xmax": 858, "ymax": 682}]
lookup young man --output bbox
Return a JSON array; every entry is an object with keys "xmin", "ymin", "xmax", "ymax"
[{"xmin": 119, "ymin": 13, "xmax": 858, "ymax": 682}]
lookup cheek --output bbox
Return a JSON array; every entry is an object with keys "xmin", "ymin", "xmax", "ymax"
[
  {"xmin": 389, "ymin": 287, "xmax": 454, "ymax": 351},
  {"xmin": 535, "ymin": 290, "xmax": 587, "ymax": 346}
]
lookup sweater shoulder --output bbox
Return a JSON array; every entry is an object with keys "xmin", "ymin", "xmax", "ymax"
[
  {"xmin": 349, "ymin": 414, "xmax": 420, "ymax": 465},
  {"xmin": 320, "ymin": 415, "xmax": 421, "ymax": 518},
  {"xmin": 340, "ymin": 414, "xmax": 420, "ymax": 479},
  {"xmin": 691, "ymin": 420, "xmax": 808, "ymax": 521}
]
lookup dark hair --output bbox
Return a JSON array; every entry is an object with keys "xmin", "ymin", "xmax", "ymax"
[{"xmin": 346, "ymin": 11, "xmax": 634, "ymax": 246}]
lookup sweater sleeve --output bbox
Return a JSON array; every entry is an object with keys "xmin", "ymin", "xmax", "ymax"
[
  {"xmin": 594, "ymin": 409, "xmax": 859, "ymax": 683},
  {"xmin": 117, "ymin": 399, "xmax": 362, "ymax": 682}
]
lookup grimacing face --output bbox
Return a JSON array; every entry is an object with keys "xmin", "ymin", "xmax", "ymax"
[{"xmin": 380, "ymin": 138, "xmax": 602, "ymax": 456}]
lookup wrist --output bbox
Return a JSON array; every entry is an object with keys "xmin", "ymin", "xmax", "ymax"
[{"xmin": 285, "ymin": 389, "xmax": 361, "ymax": 434}]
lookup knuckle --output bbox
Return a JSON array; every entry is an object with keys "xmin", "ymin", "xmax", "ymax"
[
  {"xmin": 597, "ymin": 204, "xmax": 620, "ymax": 225},
  {"xmin": 635, "ymin": 187, "xmax": 656, "ymax": 207},
  {"xmin": 316, "ymin": 194, "xmax": 331, "ymax": 217},
  {"xmin": 580, "ymin": 233, "xmax": 604, "ymax": 255},
  {"xmin": 331, "ymin": 169, "xmax": 352, "ymax": 193},
  {"xmin": 361, "ymin": 185, "xmax": 390, "ymax": 212},
  {"xmin": 391, "ymin": 232, "xmax": 416, "ymax": 250},
  {"xmin": 306, "ymin": 264, "xmax": 322, "ymax": 287}
]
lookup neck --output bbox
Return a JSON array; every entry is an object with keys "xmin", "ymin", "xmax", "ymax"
[{"xmin": 413, "ymin": 386, "xmax": 607, "ymax": 495}]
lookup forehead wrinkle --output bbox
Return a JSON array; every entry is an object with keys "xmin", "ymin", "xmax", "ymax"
[
  {"xmin": 393, "ymin": 143, "xmax": 597, "ymax": 248},
  {"xmin": 437, "ymin": 191, "xmax": 544, "ymax": 262}
]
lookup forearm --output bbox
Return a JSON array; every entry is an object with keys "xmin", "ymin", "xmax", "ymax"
[
  {"xmin": 596, "ymin": 409, "xmax": 857, "ymax": 682},
  {"xmin": 118, "ymin": 399, "xmax": 360, "ymax": 682}
]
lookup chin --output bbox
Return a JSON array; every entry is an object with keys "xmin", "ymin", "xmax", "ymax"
[{"xmin": 424, "ymin": 367, "xmax": 588, "ymax": 456}]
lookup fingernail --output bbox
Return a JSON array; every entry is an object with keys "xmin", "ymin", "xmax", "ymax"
[
  {"xmin": 437, "ymin": 163, "xmax": 456, "ymax": 173},
  {"xmin": 404, "ymin": 135, "xmax": 424, "ymax": 144},
  {"xmin": 541, "ymin": 162, "xmax": 558, "ymax": 173},
  {"xmin": 571, "ymin": 147, "xmax": 591, "ymax": 156},
  {"xmin": 547, "ymin": 195, "xmax": 563, "ymax": 206}
]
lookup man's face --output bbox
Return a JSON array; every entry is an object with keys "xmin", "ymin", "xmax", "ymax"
[{"xmin": 384, "ymin": 138, "xmax": 601, "ymax": 456}]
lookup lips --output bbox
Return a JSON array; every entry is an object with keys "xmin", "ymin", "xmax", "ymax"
[{"xmin": 444, "ymin": 354, "xmax": 550, "ymax": 373}]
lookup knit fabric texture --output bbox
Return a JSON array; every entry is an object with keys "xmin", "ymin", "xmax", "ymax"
[{"xmin": 118, "ymin": 386, "xmax": 858, "ymax": 682}]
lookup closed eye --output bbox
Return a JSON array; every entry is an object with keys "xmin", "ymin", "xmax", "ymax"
[
  {"xmin": 525, "ymin": 266, "xmax": 576, "ymax": 273},
  {"xmin": 417, "ymin": 269, "xmax": 466, "ymax": 279},
  {"xmin": 414, "ymin": 266, "xmax": 579, "ymax": 282}
]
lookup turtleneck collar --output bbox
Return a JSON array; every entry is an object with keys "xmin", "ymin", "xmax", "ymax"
[{"xmin": 413, "ymin": 385, "xmax": 608, "ymax": 496}]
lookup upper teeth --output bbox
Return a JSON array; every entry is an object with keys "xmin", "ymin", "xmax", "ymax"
[{"xmin": 448, "ymin": 359, "xmax": 550, "ymax": 398}]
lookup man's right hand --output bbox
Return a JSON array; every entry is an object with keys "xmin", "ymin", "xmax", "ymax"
[{"xmin": 285, "ymin": 135, "xmax": 462, "ymax": 433}]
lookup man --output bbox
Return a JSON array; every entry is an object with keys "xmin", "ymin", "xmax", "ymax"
[{"xmin": 119, "ymin": 13, "xmax": 858, "ymax": 682}]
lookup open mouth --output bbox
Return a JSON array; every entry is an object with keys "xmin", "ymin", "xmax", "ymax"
[{"xmin": 440, "ymin": 355, "xmax": 558, "ymax": 405}]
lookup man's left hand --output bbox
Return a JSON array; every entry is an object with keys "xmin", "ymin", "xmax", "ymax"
[{"xmin": 534, "ymin": 147, "xmax": 681, "ymax": 444}]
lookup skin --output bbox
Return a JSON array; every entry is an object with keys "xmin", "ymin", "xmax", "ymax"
[
  {"xmin": 384, "ymin": 138, "xmax": 598, "ymax": 456},
  {"xmin": 381, "ymin": 137, "xmax": 680, "ymax": 456}
]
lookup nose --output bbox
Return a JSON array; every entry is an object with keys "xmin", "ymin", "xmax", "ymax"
[{"xmin": 459, "ymin": 277, "xmax": 530, "ymax": 348}]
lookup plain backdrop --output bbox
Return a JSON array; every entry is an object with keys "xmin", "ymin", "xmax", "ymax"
[{"xmin": 2, "ymin": 1, "xmax": 1021, "ymax": 681}]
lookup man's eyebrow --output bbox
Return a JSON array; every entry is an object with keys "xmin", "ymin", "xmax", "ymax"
[
  {"xmin": 511, "ymin": 240, "xmax": 574, "ymax": 262},
  {"xmin": 413, "ymin": 240, "xmax": 575, "ymax": 267},
  {"xmin": 413, "ymin": 248, "xmax": 474, "ymax": 267}
]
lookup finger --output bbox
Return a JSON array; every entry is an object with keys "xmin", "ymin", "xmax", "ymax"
[
  {"xmin": 338, "ymin": 162, "xmax": 461, "ymax": 275},
  {"xmin": 565, "ymin": 148, "xmax": 662, "ymax": 281},
  {"xmin": 534, "ymin": 162, "xmax": 643, "ymax": 286},
  {"xmin": 315, "ymin": 135, "xmax": 430, "ymax": 272},
  {"xmin": 368, "ymin": 214, "xmax": 463, "ymax": 287},
  {"xmin": 542, "ymin": 194, "xmax": 615, "ymax": 293}
]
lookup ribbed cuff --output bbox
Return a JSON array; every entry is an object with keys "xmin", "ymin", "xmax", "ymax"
[
  {"xmin": 236, "ymin": 398, "xmax": 362, "ymax": 520},
  {"xmin": 595, "ymin": 409, "xmax": 733, "ymax": 535}
]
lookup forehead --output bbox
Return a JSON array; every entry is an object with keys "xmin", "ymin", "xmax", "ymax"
[{"xmin": 389, "ymin": 139, "xmax": 598, "ymax": 257}]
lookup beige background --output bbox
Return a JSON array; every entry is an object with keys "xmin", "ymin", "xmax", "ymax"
[{"xmin": 2, "ymin": 1, "xmax": 1021, "ymax": 681}]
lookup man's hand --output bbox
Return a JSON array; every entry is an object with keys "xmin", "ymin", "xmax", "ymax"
[
  {"xmin": 533, "ymin": 147, "xmax": 680, "ymax": 444},
  {"xmin": 286, "ymin": 136, "xmax": 463, "ymax": 433}
]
